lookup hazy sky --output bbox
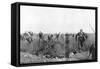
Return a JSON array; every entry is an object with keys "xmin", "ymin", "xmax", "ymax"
[{"xmin": 20, "ymin": 5, "xmax": 95, "ymax": 34}]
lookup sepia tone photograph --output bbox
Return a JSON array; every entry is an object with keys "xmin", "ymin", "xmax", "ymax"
[{"xmin": 20, "ymin": 5, "xmax": 96, "ymax": 64}]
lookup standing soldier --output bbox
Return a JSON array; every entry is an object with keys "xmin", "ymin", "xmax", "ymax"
[
  {"xmin": 38, "ymin": 31, "xmax": 43, "ymax": 49},
  {"xmin": 75, "ymin": 29, "xmax": 88, "ymax": 51},
  {"xmin": 39, "ymin": 31, "xmax": 43, "ymax": 40},
  {"xmin": 65, "ymin": 33, "xmax": 70, "ymax": 58}
]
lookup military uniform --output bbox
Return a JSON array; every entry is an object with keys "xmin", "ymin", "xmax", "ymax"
[{"xmin": 75, "ymin": 30, "xmax": 88, "ymax": 51}]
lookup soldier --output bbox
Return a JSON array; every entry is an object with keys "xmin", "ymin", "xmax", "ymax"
[
  {"xmin": 65, "ymin": 33, "xmax": 70, "ymax": 58},
  {"xmin": 22, "ymin": 32, "xmax": 33, "ymax": 43},
  {"xmin": 38, "ymin": 31, "xmax": 43, "ymax": 50},
  {"xmin": 28, "ymin": 31, "xmax": 34, "ymax": 36},
  {"xmin": 75, "ymin": 29, "xmax": 88, "ymax": 51},
  {"xmin": 89, "ymin": 44, "xmax": 95, "ymax": 59},
  {"xmin": 55, "ymin": 33, "xmax": 60, "ymax": 41},
  {"xmin": 38, "ymin": 31, "xmax": 43, "ymax": 40}
]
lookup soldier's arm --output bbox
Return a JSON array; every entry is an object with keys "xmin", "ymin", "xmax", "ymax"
[
  {"xmin": 75, "ymin": 33, "xmax": 79, "ymax": 40},
  {"xmin": 83, "ymin": 33, "xmax": 88, "ymax": 39}
]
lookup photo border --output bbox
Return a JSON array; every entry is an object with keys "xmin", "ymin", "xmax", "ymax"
[{"xmin": 11, "ymin": 2, "xmax": 98, "ymax": 67}]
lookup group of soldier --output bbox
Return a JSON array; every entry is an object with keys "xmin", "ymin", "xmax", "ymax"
[{"xmin": 20, "ymin": 29, "xmax": 95, "ymax": 59}]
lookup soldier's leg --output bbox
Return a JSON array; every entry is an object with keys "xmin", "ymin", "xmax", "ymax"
[
  {"xmin": 80, "ymin": 41, "xmax": 83, "ymax": 48},
  {"xmin": 78, "ymin": 41, "xmax": 81, "ymax": 52}
]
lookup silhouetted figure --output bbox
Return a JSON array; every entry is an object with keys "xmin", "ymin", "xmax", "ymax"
[
  {"xmin": 75, "ymin": 29, "xmax": 88, "ymax": 51},
  {"xmin": 48, "ymin": 34, "xmax": 52, "ymax": 42},
  {"xmin": 22, "ymin": 32, "xmax": 33, "ymax": 43},
  {"xmin": 89, "ymin": 44, "xmax": 95, "ymax": 59},
  {"xmin": 39, "ymin": 31, "xmax": 43, "ymax": 39},
  {"xmin": 65, "ymin": 33, "xmax": 70, "ymax": 58},
  {"xmin": 65, "ymin": 33, "xmax": 69, "ymax": 44},
  {"xmin": 56, "ymin": 33, "xmax": 60, "ymax": 40},
  {"xmin": 28, "ymin": 31, "xmax": 34, "ymax": 36}
]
